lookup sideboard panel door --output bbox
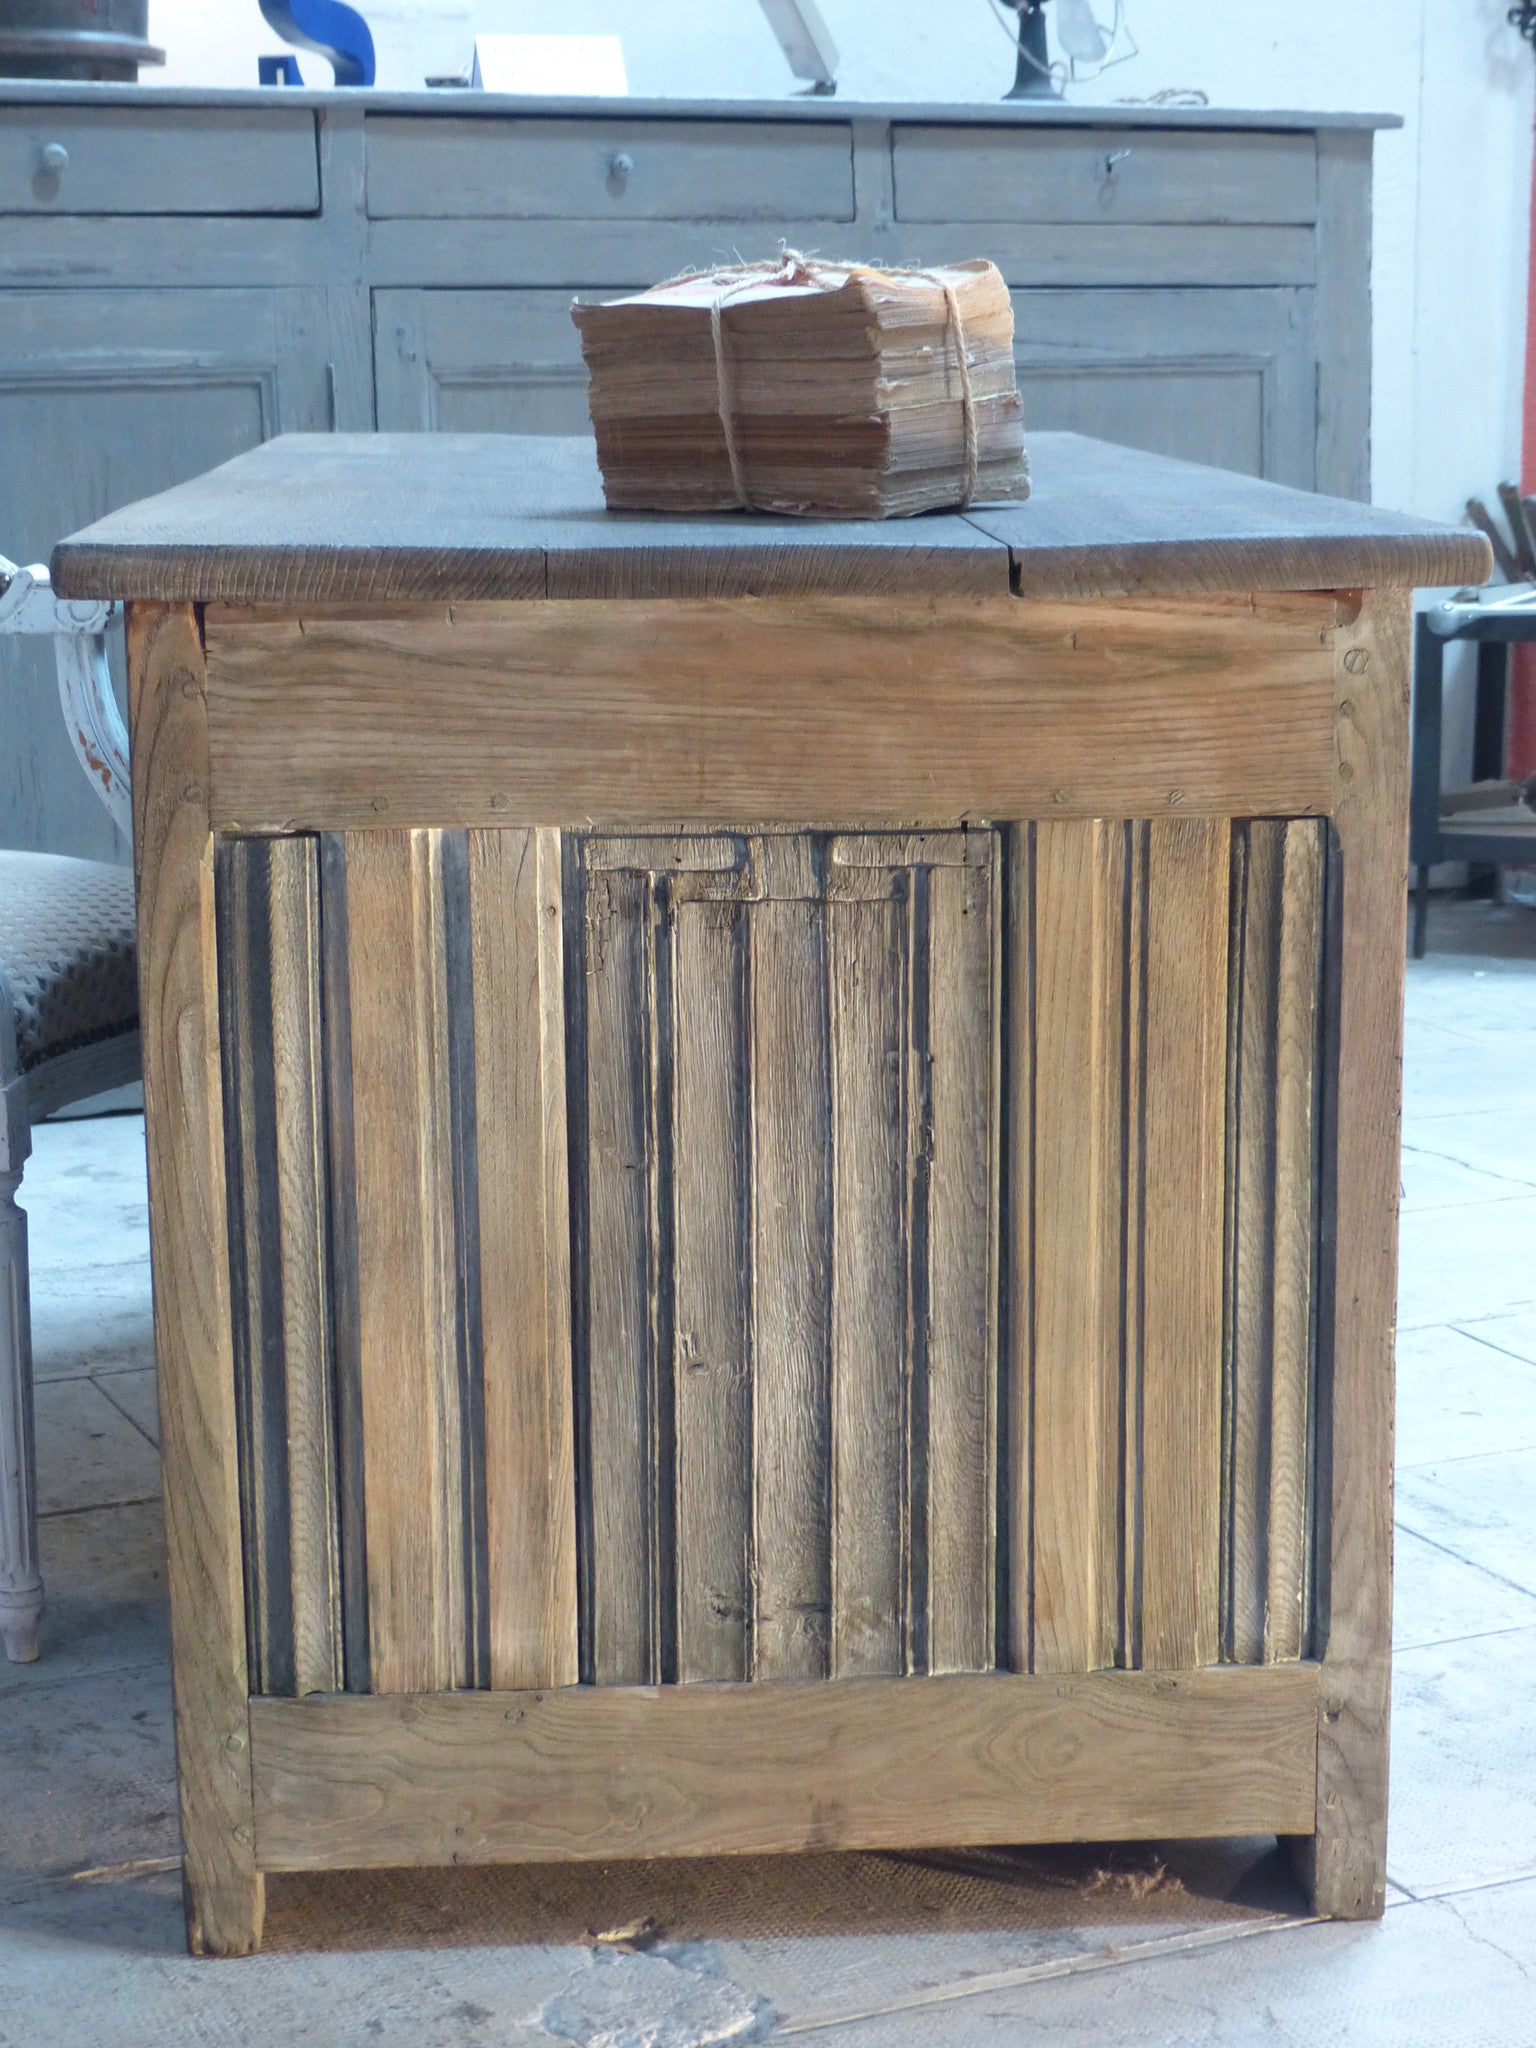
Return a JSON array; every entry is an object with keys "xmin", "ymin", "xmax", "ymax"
[
  {"xmin": 0, "ymin": 289, "xmax": 330, "ymax": 860},
  {"xmin": 374, "ymin": 284, "xmax": 1318, "ymax": 493},
  {"xmin": 374, "ymin": 288, "xmax": 617, "ymax": 436},
  {"xmin": 1011, "ymin": 288, "xmax": 1317, "ymax": 490}
]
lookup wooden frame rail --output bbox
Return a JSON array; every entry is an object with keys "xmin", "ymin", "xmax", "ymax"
[
  {"xmin": 249, "ymin": 1665, "xmax": 1320, "ymax": 1871},
  {"xmin": 199, "ymin": 595, "xmax": 1340, "ymax": 833}
]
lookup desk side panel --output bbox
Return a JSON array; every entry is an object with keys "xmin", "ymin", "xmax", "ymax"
[{"xmin": 217, "ymin": 801, "xmax": 1328, "ymax": 1707}]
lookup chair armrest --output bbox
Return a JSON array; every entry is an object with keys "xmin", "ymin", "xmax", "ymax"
[{"xmin": 0, "ymin": 557, "xmax": 130, "ymax": 840}]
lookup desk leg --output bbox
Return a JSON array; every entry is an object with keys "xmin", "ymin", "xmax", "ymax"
[
  {"xmin": 129, "ymin": 602, "xmax": 264, "ymax": 1957},
  {"xmin": 1412, "ymin": 864, "xmax": 1430, "ymax": 961},
  {"xmin": 1408, "ymin": 614, "xmax": 1443, "ymax": 961},
  {"xmin": 1285, "ymin": 590, "xmax": 1407, "ymax": 1919}
]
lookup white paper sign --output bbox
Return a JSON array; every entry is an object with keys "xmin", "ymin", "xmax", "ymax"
[{"xmin": 470, "ymin": 35, "xmax": 628, "ymax": 96}]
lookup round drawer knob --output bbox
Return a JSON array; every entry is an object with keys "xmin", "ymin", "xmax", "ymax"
[
  {"xmin": 608, "ymin": 151, "xmax": 635, "ymax": 179},
  {"xmin": 38, "ymin": 142, "xmax": 70, "ymax": 177}
]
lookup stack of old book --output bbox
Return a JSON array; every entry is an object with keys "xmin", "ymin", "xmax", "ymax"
[{"xmin": 572, "ymin": 254, "xmax": 1029, "ymax": 518}]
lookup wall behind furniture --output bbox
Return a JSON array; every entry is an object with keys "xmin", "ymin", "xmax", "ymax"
[
  {"xmin": 150, "ymin": 0, "xmax": 1528, "ymax": 790},
  {"xmin": 149, "ymin": 0, "xmax": 1532, "ymax": 557}
]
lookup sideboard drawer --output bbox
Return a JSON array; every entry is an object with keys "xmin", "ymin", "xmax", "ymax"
[
  {"xmin": 0, "ymin": 108, "xmax": 319, "ymax": 216},
  {"xmin": 365, "ymin": 115, "xmax": 855, "ymax": 222},
  {"xmin": 893, "ymin": 125, "xmax": 1317, "ymax": 226}
]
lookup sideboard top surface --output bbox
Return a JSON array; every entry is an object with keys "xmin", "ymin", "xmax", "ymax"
[
  {"xmin": 0, "ymin": 84, "xmax": 1402, "ymax": 131},
  {"xmin": 53, "ymin": 432, "xmax": 1491, "ymax": 606}
]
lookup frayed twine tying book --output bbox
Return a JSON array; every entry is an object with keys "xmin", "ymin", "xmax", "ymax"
[
  {"xmin": 572, "ymin": 251, "xmax": 1028, "ymax": 520},
  {"xmin": 687, "ymin": 248, "xmax": 980, "ymax": 510}
]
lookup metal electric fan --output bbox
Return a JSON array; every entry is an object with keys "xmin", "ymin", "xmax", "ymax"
[{"xmin": 1002, "ymin": 0, "xmax": 1122, "ymax": 99}]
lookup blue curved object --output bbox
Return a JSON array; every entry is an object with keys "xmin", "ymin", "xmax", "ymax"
[{"xmin": 259, "ymin": 0, "xmax": 376, "ymax": 88}]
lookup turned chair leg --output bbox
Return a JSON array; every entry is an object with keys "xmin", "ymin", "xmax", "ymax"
[{"xmin": 0, "ymin": 1163, "xmax": 42, "ymax": 1662}]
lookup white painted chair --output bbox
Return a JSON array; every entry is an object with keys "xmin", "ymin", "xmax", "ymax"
[{"xmin": 0, "ymin": 558, "xmax": 136, "ymax": 1663}]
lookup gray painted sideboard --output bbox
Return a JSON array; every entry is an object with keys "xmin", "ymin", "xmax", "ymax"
[{"xmin": 0, "ymin": 85, "xmax": 1390, "ymax": 863}]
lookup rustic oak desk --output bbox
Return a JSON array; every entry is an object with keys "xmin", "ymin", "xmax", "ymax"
[{"xmin": 54, "ymin": 432, "xmax": 1488, "ymax": 1957}]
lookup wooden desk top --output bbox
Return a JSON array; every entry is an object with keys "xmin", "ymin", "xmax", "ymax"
[{"xmin": 53, "ymin": 431, "xmax": 1490, "ymax": 606}]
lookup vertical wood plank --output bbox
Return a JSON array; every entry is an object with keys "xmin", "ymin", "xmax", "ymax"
[
  {"xmin": 753, "ymin": 901, "xmax": 835, "ymax": 1679},
  {"xmin": 583, "ymin": 868, "xmax": 664, "ymax": 1684},
  {"xmin": 428, "ymin": 835, "xmax": 476, "ymax": 1689},
  {"xmin": 217, "ymin": 838, "xmax": 292, "ymax": 1700},
  {"xmin": 751, "ymin": 897, "xmax": 833, "ymax": 1681},
  {"xmin": 218, "ymin": 836, "xmax": 344, "ymax": 1701},
  {"xmin": 344, "ymin": 828, "xmax": 464, "ymax": 1695},
  {"xmin": 1121, "ymin": 824, "xmax": 1148, "ymax": 1670},
  {"xmin": 1293, "ymin": 593, "xmax": 1408, "ymax": 1919},
  {"xmin": 673, "ymin": 896, "xmax": 752, "ymax": 1683},
  {"xmin": 1029, "ymin": 821, "xmax": 1122, "ymax": 1675},
  {"xmin": 829, "ymin": 892, "xmax": 909, "ymax": 1677},
  {"xmin": 318, "ymin": 834, "xmax": 370, "ymax": 1692},
  {"xmin": 1224, "ymin": 819, "xmax": 1323, "ymax": 1667},
  {"xmin": 1225, "ymin": 821, "xmax": 1282, "ymax": 1666},
  {"xmin": 1267, "ymin": 819, "xmax": 1323, "ymax": 1662},
  {"xmin": 267, "ymin": 836, "xmax": 343, "ymax": 1697},
  {"xmin": 1139, "ymin": 817, "xmax": 1230, "ymax": 1672},
  {"xmin": 923, "ymin": 855, "xmax": 998, "ymax": 1673},
  {"xmin": 469, "ymin": 827, "xmax": 579, "ymax": 1691},
  {"xmin": 129, "ymin": 600, "xmax": 263, "ymax": 1955},
  {"xmin": 1001, "ymin": 827, "xmax": 1034, "ymax": 1674},
  {"xmin": 441, "ymin": 832, "xmax": 491, "ymax": 1691}
]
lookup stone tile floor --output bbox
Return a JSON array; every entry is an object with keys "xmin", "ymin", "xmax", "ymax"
[{"xmin": 1, "ymin": 894, "xmax": 1534, "ymax": 2045}]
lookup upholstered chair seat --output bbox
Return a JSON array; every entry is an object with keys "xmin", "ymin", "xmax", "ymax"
[{"xmin": 1, "ymin": 849, "xmax": 141, "ymax": 1663}]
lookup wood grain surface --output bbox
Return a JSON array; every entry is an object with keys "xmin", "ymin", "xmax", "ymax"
[
  {"xmin": 317, "ymin": 833, "xmax": 372, "ymax": 1693},
  {"xmin": 1224, "ymin": 820, "xmax": 1324, "ymax": 1666},
  {"xmin": 266, "ymin": 839, "xmax": 344, "ymax": 1696},
  {"xmin": 1139, "ymin": 819, "xmax": 1230, "ymax": 1671},
  {"xmin": 827, "ymin": 887, "xmax": 909, "ymax": 1678},
  {"xmin": 220, "ymin": 826, "xmax": 580, "ymax": 1701},
  {"xmin": 1267, "ymin": 822, "xmax": 1325, "ymax": 1664},
  {"xmin": 115, "ymin": 456, "xmax": 1421, "ymax": 1928},
  {"xmin": 53, "ymin": 432, "xmax": 1490, "ymax": 606},
  {"xmin": 129, "ymin": 600, "xmax": 263, "ymax": 1956},
  {"xmin": 217, "ymin": 836, "xmax": 342, "ymax": 1699},
  {"xmin": 1000, "ymin": 826, "xmax": 1034, "ymax": 1675},
  {"xmin": 751, "ymin": 896, "xmax": 833, "ymax": 1683},
  {"xmin": 344, "ymin": 830, "xmax": 481, "ymax": 1694},
  {"xmin": 672, "ymin": 894, "xmax": 752, "ymax": 1684},
  {"xmin": 1028, "ymin": 820, "xmax": 1123, "ymax": 1675},
  {"xmin": 580, "ymin": 863, "xmax": 668, "ymax": 1685},
  {"xmin": 217, "ymin": 810, "xmax": 1334, "ymax": 1710},
  {"xmin": 922, "ymin": 856, "xmax": 999, "ymax": 1675},
  {"xmin": 563, "ymin": 833, "xmax": 1002, "ymax": 1685},
  {"xmin": 1286, "ymin": 592, "xmax": 1410, "ymax": 1920},
  {"xmin": 249, "ymin": 1664, "xmax": 1319, "ymax": 1871},
  {"xmin": 198, "ymin": 595, "xmax": 1341, "ymax": 833},
  {"xmin": 999, "ymin": 814, "xmax": 1305, "ymax": 1680},
  {"xmin": 219, "ymin": 838, "xmax": 293, "ymax": 1698},
  {"xmin": 467, "ymin": 827, "xmax": 578, "ymax": 1691}
]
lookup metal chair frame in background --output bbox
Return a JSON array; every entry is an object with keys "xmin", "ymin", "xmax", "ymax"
[{"xmin": 1412, "ymin": 590, "xmax": 1536, "ymax": 958}]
